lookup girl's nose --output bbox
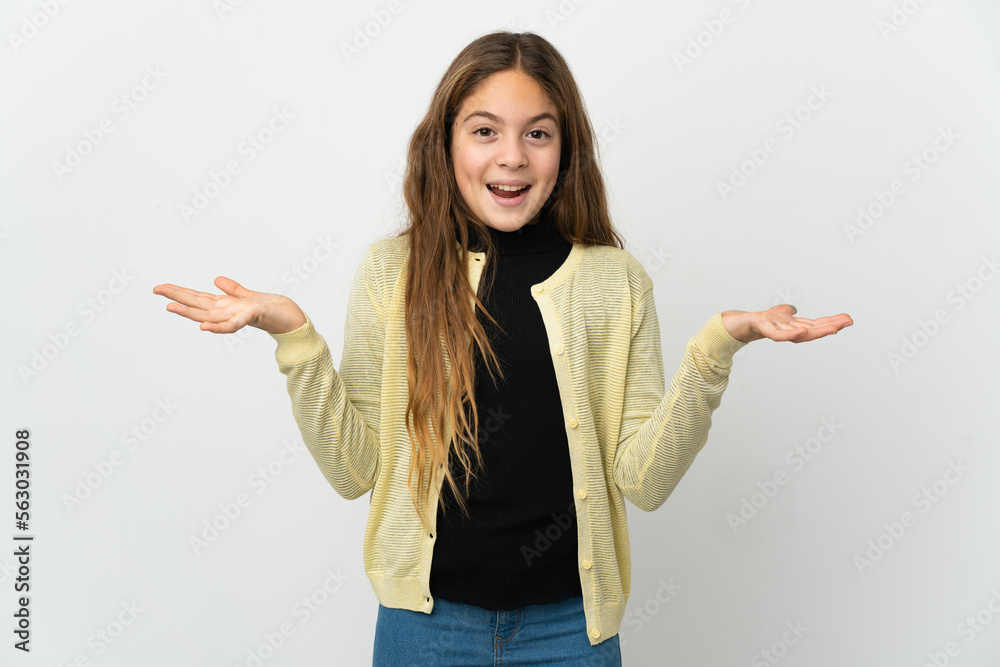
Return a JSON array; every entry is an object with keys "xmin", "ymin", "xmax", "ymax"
[{"xmin": 495, "ymin": 135, "xmax": 528, "ymax": 169}]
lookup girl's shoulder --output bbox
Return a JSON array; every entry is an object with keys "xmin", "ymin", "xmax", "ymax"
[
  {"xmin": 369, "ymin": 234, "xmax": 410, "ymax": 259},
  {"xmin": 575, "ymin": 242, "xmax": 653, "ymax": 292},
  {"xmin": 359, "ymin": 235, "xmax": 411, "ymax": 276}
]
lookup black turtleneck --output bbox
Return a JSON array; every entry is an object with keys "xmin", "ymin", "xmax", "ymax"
[{"xmin": 428, "ymin": 215, "xmax": 582, "ymax": 610}]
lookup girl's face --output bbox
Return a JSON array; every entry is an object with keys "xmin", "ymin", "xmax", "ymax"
[{"xmin": 450, "ymin": 69, "xmax": 561, "ymax": 232}]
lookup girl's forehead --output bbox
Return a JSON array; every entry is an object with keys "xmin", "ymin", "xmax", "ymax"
[{"xmin": 456, "ymin": 71, "xmax": 559, "ymax": 122}]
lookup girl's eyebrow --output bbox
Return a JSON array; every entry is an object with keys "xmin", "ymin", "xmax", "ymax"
[{"xmin": 461, "ymin": 110, "xmax": 558, "ymax": 126}]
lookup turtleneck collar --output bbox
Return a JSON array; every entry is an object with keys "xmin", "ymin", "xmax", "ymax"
[{"xmin": 466, "ymin": 213, "xmax": 568, "ymax": 256}]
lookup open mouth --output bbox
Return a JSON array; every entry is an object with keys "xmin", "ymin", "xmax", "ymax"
[{"xmin": 487, "ymin": 183, "xmax": 531, "ymax": 201}]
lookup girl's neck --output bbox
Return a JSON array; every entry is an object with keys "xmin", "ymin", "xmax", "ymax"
[{"xmin": 468, "ymin": 214, "xmax": 566, "ymax": 256}]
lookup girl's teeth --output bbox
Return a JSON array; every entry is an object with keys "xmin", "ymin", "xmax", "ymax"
[{"xmin": 490, "ymin": 184, "xmax": 527, "ymax": 191}]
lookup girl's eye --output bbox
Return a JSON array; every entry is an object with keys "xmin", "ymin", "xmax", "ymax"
[{"xmin": 472, "ymin": 127, "xmax": 551, "ymax": 139}]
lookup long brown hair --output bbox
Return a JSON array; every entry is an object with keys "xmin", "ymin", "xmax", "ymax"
[{"xmin": 399, "ymin": 30, "xmax": 624, "ymax": 528}]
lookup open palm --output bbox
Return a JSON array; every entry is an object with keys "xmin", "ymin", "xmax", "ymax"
[
  {"xmin": 152, "ymin": 276, "xmax": 306, "ymax": 335},
  {"xmin": 722, "ymin": 305, "xmax": 853, "ymax": 343}
]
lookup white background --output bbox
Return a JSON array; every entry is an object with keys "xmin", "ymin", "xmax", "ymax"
[{"xmin": 2, "ymin": 0, "xmax": 999, "ymax": 665}]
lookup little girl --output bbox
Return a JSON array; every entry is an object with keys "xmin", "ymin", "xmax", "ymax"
[{"xmin": 154, "ymin": 30, "xmax": 851, "ymax": 666}]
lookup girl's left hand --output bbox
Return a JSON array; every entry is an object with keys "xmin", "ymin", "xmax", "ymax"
[{"xmin": 721, "ymin": 305, "xmax": 853, "ymax": 343}]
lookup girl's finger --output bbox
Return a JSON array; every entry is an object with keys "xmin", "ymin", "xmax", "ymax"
[
  {"xmin": 166, "ymin": 287, "xmax": 227, "ymax": 310},
  {"xmin": 155, "ymin": 283, "xmax": 217, "ymax": 301},
  {"xmin": 165, "ymin": 302, "xmax": 220, "ymax": 324},
  {"xmin": 767, "ymin": 321, "xmax": 809, "ymax": 340},
  {"xmin": 215, "ymin": 277, "xmax": 236, "ymax": 296},
  {"xmin": 769, "ymin": 318, "xmax": 805, "ymax": 332},
  {"xmin": 215, "ymin": 276, "xmax": 253, "ymax": 298},
  {"xmin": 200, "ymin": 319, "xmax": 240, "ymax": 334},
  {"xmin": 796, "ymin": 315, "xmax": 851, "ymax": 327}
]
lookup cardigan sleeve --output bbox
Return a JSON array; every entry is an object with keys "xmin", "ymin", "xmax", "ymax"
[
  {"xmin": 269, "ymin": 246, "xmax": 384, "ymax": 500},
  {"xmin": 611, "ymin": 286, "xmax": 746, "ymax": 511}
]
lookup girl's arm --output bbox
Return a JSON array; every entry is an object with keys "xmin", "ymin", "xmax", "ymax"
[
  {"xmin": 152, "ymin": 253, "xmax": 384, "ymax": 499},
  {"xmin": 612, "ymin": 293, "xmax": 851, "ymax": 511},
  {"xmin": 268, "ymin": 248, "xmax": 384, "ymax": 499}
]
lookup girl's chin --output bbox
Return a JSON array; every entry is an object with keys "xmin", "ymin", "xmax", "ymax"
[{"xmin": 482, "ymin": 220, "xmax": 529, "ymax": 232}]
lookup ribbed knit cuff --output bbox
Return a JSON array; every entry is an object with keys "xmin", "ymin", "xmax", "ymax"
[
  {"xmin": 268, "ymin": 313, "xmax": 328, "ymax": 365},
  {"xmin": 693, "ymin": 313, "xmax": 748, "ymax": 366}
]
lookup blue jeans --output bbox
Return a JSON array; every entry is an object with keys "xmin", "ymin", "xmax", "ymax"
[{"xmin": 373, "ymin": 595, "xmax": 622, "ymax": 666}]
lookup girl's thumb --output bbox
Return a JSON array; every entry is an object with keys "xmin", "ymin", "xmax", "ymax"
[{"xmin": 215, "ymin": 276, "xmax": 251, "ymax": 298}]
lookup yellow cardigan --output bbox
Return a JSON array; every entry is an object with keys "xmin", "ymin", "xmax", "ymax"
[{"xmin": 269, "ymin": 235, "xmax": 746, "ymax": 645}]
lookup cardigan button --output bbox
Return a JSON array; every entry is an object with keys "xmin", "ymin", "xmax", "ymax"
[
  {"xmin": 590, "ymin": 628, "xmax": 600, "ymax": 639},
  {"xmin": 532, "ymin": 285, "xmax": 543, "ymax": 293},
  {"xmin": 577, "ymin": 489, "xmax": 587, "ymax": 500},
  {"xmin": 555, "ymin": 345, "xmax": 564, "ymax": 355},
  {"xmin": 582, "ymin": 559, "xmax": 592, "ymax": 570},
  {"xmin": 568, "ymin": 418, "xmax": 578, "ymax": 428}
]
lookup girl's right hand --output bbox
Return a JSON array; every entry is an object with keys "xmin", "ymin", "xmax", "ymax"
[{"xmin": 152, "ymin": 276, "xmax": 307, "ymax": 335}]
